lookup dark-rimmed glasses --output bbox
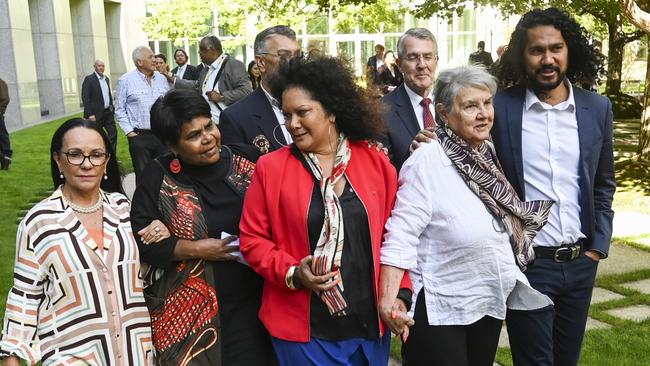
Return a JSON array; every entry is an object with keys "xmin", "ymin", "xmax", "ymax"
[{"xmin": 61, "ymin": 151, "xmax": 109, "ymax": 166}]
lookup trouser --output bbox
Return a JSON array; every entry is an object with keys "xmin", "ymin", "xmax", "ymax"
[
  {"xmin": 0, "ymin": 113, "xmax": 12, "ymax": 157},
  {"xmin": 127, "ymin": 129, "xmax": 168, "ymax": 183},
  {"xmin": 506, "ymin": 253, "xmax": 599, "ymax": 366},
  {"xmin": 96, "ymin": 109, "xmax": 117, "ymax": 154},
  {"xmin": 403, "ymin": 290, "xmax": 502, "ymax": 366}
]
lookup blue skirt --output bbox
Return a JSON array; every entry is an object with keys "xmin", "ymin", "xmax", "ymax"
[{"xmin": 272, "ymin": 332, "xmax": 391, "ymax": 366}]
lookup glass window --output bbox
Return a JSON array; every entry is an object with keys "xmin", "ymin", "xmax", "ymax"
[
  {"xmin": 457, "ymin": 8, "xmax": 476, "ymax": 32},
  {"xmin": 361, "ymin": 40, "xmax": 377, "ymax": 67},
  {"xmin": 336, "ymin": 41, "xmax": 355, "ymax": 64},
  {"xmin": 189, "ymin": 42, "xmax": 200, "ymax": 66},
  {"xmin": 306, "ymin": 38, "xmax": 329, "ymax": 58},
  {"xmin": 384, "ymin": 36, "xmax": 399, "ymax": 54},
  {"xmin": 148, "ymin": 41, "xmax": 156, "ymax": 53},
  {"xmin": 307, "ymin": 15, "xmax": 329, "ymax": 35},
  {"xmin": 414, "ymin": 16, "xmax": 431, "ymax": 29}
]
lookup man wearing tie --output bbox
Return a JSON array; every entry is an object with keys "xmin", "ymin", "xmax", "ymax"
[
  {"xmin": 81, "ymin": 59, "xmax": 117, "ymax": 153},
  {"xmin": 382, "ymin": 28, "xmax": 439, "ymax": 171}
]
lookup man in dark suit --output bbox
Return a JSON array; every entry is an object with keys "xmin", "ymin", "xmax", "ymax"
[
  {"xmin": 382, "ymin": 28, "xmax": 438, "ymax": 171},
  {"xmin": 171, "ymin": 49, "xmax": 199, "ymax": 81},
  {"xmin": 219, "ymin": 25, "xmax": 301, "ymax": 154},
  {"xmin": 172, "ymin": 35, "xmax": 252, "ymax": 124},
  {"xmin": 366, "ymin": 44, "xmax": 385, "ymax": 86},
  {"xmin": 468, "ymin": 41, "xmax": 494, "ymax": 67},
  {"xmin": 81, "ymin": 59, "xmax": 117, "ymax": 152},
  {"xmin": 491, "ymin": 8, "xmax": 615, "ymax": 366}
]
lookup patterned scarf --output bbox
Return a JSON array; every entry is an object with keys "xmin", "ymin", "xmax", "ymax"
[
  {"xmin": 435, "ymin": 123, "xmax": 553, "ymax": 270},
  {"xmin": 302, "ymin": 134, "xmax": 351, "ymax": 316}
]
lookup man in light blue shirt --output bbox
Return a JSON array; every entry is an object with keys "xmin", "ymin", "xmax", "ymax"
[{"xmin": 115, "ymin": 46, "xmax": 170, "ymax": 181}]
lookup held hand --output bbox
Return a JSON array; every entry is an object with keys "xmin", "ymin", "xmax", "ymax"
[
  {"xmin": 88, "ymin": 115, "xmax": 96, "ymax": 122},
  {"xmin": 379, "ymin": 298, "xmax": 414, "ymax": 342},
  {"xmin": 206, "ymin": 91, "xmax": 223, "ymax": 103},
  {"xmin": 367, "ymin": 140, "xmax": 389, "ymax": 156},
  {"xmin": 409, "ymin": 127, "xmax": 437, "ymax": 152},
  {"xmin": 138, "ymin": 219, "xmax": 171, "ymax": 245},
  {"xmin": 293, "ymin": 255, "xmax": 340, "ymax": 292},
  {"xmin": 197, "ymin": 236, "xmax": 239, "ymax": 261}
]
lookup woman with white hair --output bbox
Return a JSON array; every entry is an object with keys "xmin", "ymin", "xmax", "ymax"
[{"xmin": 378, "ymin": 65, "xmax": 553, "ymax": 366}]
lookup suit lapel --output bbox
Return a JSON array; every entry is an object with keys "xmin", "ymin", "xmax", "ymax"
[
  {"xmin": 252, "ymin": 88, "xmax": 286, "ymax": 149},
  {"xmin": 394, "ymin": 85, "xmax": 420, "ymax": 138},
  {"xmin": 506, "ymin": 88, "xmax": 526, "ymax": 197}
]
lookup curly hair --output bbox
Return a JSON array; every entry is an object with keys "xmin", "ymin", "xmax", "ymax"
[
  {"xmin": 268, "ymin": 56, "xmax": 386, "ymax": 141},
  {"xmin": 498, "ymin": 7, "xmax": 604, "ymax": 89}
]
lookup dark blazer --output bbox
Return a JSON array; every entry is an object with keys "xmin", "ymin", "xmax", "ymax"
[
  {"xmin": 492, "ymin": 85, "xmax": 616, "ymax": 256},
  {"xmin": 81, "ymin": 73, "xmax": 113, "ymax": 120},
  {"xmin": 219, "ymin": 87, "xmax": 286, "ymax": 154},
  {"xmin": 171, "ymin": 64, "xmax": 200, "ymax": 80},
  {"xmin": 381, "ymin": 84, "xmax": 420, "ymax": 171}
]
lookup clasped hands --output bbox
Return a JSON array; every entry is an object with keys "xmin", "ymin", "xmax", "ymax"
[{"xmin": 379, "ymin": 297, "xmax": 414, "ymax": 342}]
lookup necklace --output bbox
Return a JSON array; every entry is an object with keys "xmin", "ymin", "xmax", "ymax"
[{"xmin": 63, "ymin": 190, "xmax": 103, "ymax": 214}]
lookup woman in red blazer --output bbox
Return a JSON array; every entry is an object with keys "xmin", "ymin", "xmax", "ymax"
[{"xmin": 240, "ymin": 57, "xmax": 411, "ymax": 366}]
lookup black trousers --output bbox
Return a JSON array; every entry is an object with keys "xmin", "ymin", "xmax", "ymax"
[
  {"xmin": 506, "ymin": 254, "xmax": 599, "ymax": 366},
  {"xmin": 403, "ymin": 290, "xmax": 502, "ymax": 366},
  {"xmin": 127, "ymin": 130, "xmax": 168, "ymax": 183},
  {"xmin": 0, "ymin": 113, "xmax": 12, "ymax": 157},
  {"xmin": 96, "ymin": 110, "xmax": 117, "ymax": 154}
]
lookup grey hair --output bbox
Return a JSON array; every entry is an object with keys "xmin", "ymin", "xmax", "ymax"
[
  {"xmin": 397, "ymin": 28, "xmax": 438, "ymax": 59},
  {"xmin": 434, "ymin": 65, "xmax": 497, "ymax": 119},
  {"xmin": 254, "ymin": 25, "xmax": 297, "ymax": 55},
  {"xmin": 132, "ymin": 46, "xmax": 151, "ymax": 66}
]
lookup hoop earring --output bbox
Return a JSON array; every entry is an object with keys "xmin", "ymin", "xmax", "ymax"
[{"xmin": 272, "ymin": 124, "xmax": 289, "ymax": 148}]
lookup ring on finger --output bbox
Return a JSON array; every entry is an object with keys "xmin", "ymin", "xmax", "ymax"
[{"xmin": 154, "ymin": 227, "xmax": 161, "ymax": 233}]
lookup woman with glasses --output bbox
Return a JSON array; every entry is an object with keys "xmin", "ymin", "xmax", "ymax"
[
  {"xmin": 239, "ymin": 57, "xmax": 411, "ymax": 366},
  {"xmin": 0, "ymin": 118, "xmax": 160, "ymax": 365},
  {"xmin": 130, "ymin": 89, "xmax": 274, "ymax": 365}
]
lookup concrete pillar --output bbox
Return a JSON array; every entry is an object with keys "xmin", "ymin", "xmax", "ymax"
[
  {"xmin": 28, "ymin": 0, "xmax": 80, "ymax": 116},
  {"xmin": 104, "ymin": 0, "xmax": 148, "ymax": 86},
  {"xmin": 0, "ymin": 0, "xmax": 42, "ymax": 130},
  {"xmin": 70, "ymin": 0, "xmax": 111, "ymax": 104}
]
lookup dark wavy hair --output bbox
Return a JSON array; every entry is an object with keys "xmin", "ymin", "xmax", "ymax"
[
  {"xmin": 50, "ymin": 118, "xmax": 124, "ymax": 194},
  {"xmin": 498, "ymin": 7, "xmax": 604, "ymax": 89},
  {"xmin": 269, "ymin": 56, "xmax": 386, "ymax": 141},
  {"xmin": 150, "ymin": 89, "xmax": 212, "ymax": 147}
]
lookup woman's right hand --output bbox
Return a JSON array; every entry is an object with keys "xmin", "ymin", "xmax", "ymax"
[
  {"xmin": 293, "ymin": 255, "xmax": 340, "ymax": 292},
  {"xmin": 197, "ymin": 236, "xmax": 239, "ymax": 261},
  {"xmin": 3, "ymin": 356, "xmax": 20, "ymax": 366}
]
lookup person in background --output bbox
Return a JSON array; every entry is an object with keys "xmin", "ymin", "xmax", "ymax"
[
  {"xmin": 0, "ymin": 118, "xmax": 162, "ymax": 365},
  {"xmin": 81, "ymin": 59, "xmax": 117, "ymax": 153},
  {"xmin": 172, "ymin": 35, "xmax": 252, "ymax": 124},
  {"xmin": 468, "ymin": 41, "xmax": 494, "ymax": 67},
  {"xmin": 380, "ymin": 65, "xmax": 552, "ymax": 366},
  {"xmin": 0, "ymin": 78, "xmax": 12, "ymax": 170},
  {"xmin": 239, "ymin": 56, "xmax": 411, "ymax": 366},
  {"xmin": 377, "ymin": 50, "xmax": 403, "ymax": 95},
  {"xmin": 154, "ymin": 53, "xmax": 170, "ymax": 74},
  {"xmin": 130, "ymin": 89, "xmax": 275, "ymax": 365},
  {"xmin": 248, "ymin": 60, "xmax": 262, "ymax": 90},
  {"xmin": 172, "ymin": 48, "xmax": 200, "ymax": 81},
  {"xmin": 115, "ymin": 46, "xmax": 170, "ymax": 182},
  {"xmin": 366, "ymin": 44, "xmax": 385, "ymax": 86}
]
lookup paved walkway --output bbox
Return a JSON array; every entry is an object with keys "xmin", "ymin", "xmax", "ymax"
[{"xmin": 123, "ymin": 173, "xmax": 650, "ymax": 365}]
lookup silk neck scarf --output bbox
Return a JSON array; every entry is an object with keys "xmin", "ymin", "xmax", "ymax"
[
  {"xmin": 302, "ymin": 133, "xmax": 351, "ymax": 315},
  {"xmin": 435, "ymin": 123, "xmax": 553, "ymax": 270}
]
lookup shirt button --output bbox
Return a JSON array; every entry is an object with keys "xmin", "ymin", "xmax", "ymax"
[
  {"xmin": 112, "ymin": 311, "xmax": 117, "ymax": 316},
  {"xmin": 108, "ymin": 290, "xmax": 113, "ymax": 294},
  {"xmin": 116, "ymin": 333, "xmax": 120, "ymax": 338},
  {"xmin": 102, "ymin": 268, "xmax": 107, "ymax": 273},
  {"xmin": 118, "ymin": 354, "xmax": 122, "ymax": 358}
]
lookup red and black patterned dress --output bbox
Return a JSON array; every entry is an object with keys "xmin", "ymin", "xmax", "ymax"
[{"xmin": 130, "ymin": 144, "xmax": 275, "ymax": 366}]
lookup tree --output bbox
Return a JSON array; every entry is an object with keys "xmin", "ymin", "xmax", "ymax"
[
  {"xmin": 142, "ymin": 0, "xmax": 213, "ymax": 46},
  {"xmin": 412, "ymin": 0, "xmax": 644, "ymax": 95},
  {"xmin": 620, "ymin": 0, "xmax": 650, "ymax": 159}
]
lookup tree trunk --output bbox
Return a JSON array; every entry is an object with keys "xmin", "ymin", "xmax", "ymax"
[
  {"xmin": 639, "ymin": 38, "xmax": 650, "ymax": 160},
  {"xmin": 606, "ymin": 20, "xmax": 624, "ymax": 95}
]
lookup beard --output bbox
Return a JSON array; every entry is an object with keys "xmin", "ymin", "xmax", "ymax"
[{"xmin": 527, "ymin": 66, "xmax": 566, "ymax": 92}]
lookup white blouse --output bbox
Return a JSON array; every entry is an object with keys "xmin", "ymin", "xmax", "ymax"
[{"xmin": 381, "ymin": 141, "xmax": 551, "ymax": 326}]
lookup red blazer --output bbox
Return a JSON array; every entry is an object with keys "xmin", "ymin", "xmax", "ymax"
[{"xmin": 240, "ymin": 141, "xmax": 411, "ymax": 342}]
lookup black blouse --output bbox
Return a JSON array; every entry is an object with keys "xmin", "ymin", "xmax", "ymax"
[{"xmin": 306, "ymin": 180, "xmax": 379, "ymax": 340}]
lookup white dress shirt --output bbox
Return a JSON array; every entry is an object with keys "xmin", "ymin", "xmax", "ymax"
[
  {"xmin": 261, "ymin": 84, "xmax": 292, "ymax": 144},
  {"xmin": 201, "ymin": 54, "xmax": 228, "ymax": 122},
  {"xmin": 381, "ymin": 142, "xmax": 551, "ymax": 326},
  {"xmin": 522, "ymin": 82, "xmax": 584, "ymax": 247},
  {"xmin": 115, "ymin": 69, "xmax": 170, "ymax": 134},
  {"xmin": 95, "ymin": 72, "xmax": 110, "ymax": 109},
  {"xmin": 404, "ymin": 83, "xmax": 435, "ymax": 130},
  {"xmin": 175, "ymin": 64, "xmax": 187, "ymax": 79}
]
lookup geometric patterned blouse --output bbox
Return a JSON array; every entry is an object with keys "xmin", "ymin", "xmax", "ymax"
[{"xmin": 0, "ymin": 187, "xmax": 153, "ymax": 365}]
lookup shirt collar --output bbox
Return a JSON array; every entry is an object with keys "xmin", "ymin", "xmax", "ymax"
[
  {"xmin": 95, "ymin": 72, "xmax": 104, "ymax": 80},
  {"xmin": 136, "ymin": 69, "xmax": 157, "ymax": 81},
  {"xmin": 260, "ymin": 84, "xmax": 280, "ymax": 109},
  {"xmin": 210, "ymin": 53, "xmax": 227, "ymax": 70},
  {"xmin": 525, "ymin": 79, "xmax": 575, "ymax": 112},
  {"xmin": 404, "ymin": 83, "xmax": 434, "ymax": 105}
]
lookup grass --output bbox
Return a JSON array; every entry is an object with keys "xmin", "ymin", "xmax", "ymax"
[{"xmin": 0, "ymin": 114, "xmax": 132, "ymax": 313}]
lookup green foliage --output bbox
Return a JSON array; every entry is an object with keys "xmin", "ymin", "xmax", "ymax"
[
  {"xmin": 609, "ymin": 93, "xmax": 644, "ymax": 119},
  {"xmin": 142, "ymin": 0, "xmax": 213, "ymax": 46}
]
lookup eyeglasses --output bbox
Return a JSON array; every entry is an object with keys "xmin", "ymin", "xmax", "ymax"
[
  {"xmin": 403, "ymin": 53, "xmax": 439, "ymax": 63},
  {"xmin": 61, "ymin": 150, "xmax": 109, "ymax": 166},
  {"xmin": 259, "ymin": 50, "xmax": 304, "ymax": 61}
]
